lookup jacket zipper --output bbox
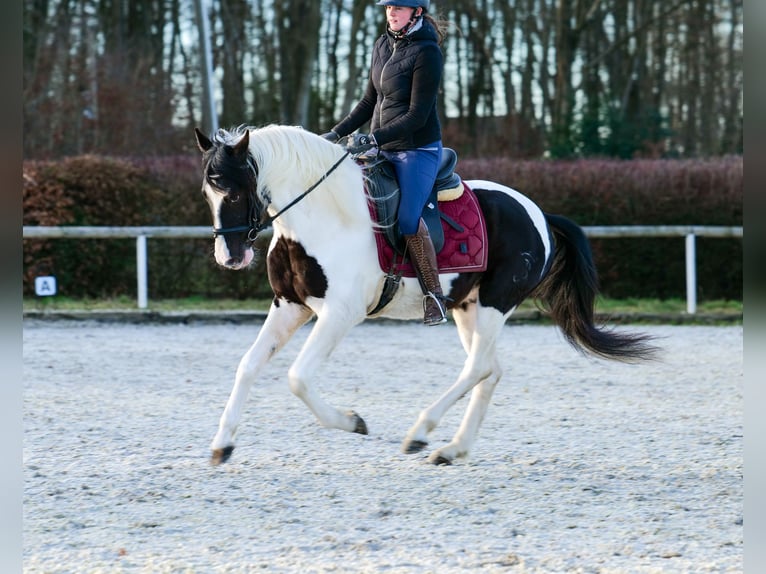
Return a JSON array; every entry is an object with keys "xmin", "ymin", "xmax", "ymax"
[{"xmin": 379, "ymin": 40, "xmax": 399, "ymax": 129}]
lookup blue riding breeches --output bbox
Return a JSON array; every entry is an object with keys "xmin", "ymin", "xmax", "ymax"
[{"xmin": 380, "ymin": 141, "xmax": 443, "ymax": 236}]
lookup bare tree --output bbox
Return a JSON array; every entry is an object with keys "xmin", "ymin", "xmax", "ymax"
[
  {"xmin": 274, "ymin": 0, "xmax": 321, "ymax": 125},
  {"xmin": 22, "ymin": 0, "xmax": 743, "ymax": 159},
  {"xmin": 217, "ymin": 0, "xmax": 248, "ymax": 126},
  {"xmin": 720, "ymin": 0, "xmax": 743, "ymax": 153},
  {"xmin": 249, "ymin": 0, "xmax": 280, "ymax": 124}
]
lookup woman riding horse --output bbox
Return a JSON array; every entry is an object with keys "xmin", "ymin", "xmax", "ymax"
[{"xmin": 322, "ymin": 0, "xmax": 449, "ymax": 326}]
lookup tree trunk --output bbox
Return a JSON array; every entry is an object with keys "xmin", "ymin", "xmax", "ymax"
[
  {"xmin": 219, "ymin": 0, "xmax": 248, "ymax": 126},
  {"xmin": 275, "ymin": 0, "xmax": 321, "ymax": 125}
]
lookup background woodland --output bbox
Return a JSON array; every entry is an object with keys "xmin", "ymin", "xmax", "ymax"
[{"xmin": 23, "ymin": 0, "xmax": 742, "ymax": 160}]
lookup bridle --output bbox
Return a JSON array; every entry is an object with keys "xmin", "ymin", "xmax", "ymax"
[{"xmin": 211, "ymin": 149, "xmax": 350, "ymax": 243}]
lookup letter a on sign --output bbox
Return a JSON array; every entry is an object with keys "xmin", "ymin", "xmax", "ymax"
[{"xmin": 35, "ymin": 276, "xmax": 57, "ymax": 297}]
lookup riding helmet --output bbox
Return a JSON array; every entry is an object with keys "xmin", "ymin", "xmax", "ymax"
[{"xmin": 376, "ymin": 0, "xmax": 429, "ymax": 10}]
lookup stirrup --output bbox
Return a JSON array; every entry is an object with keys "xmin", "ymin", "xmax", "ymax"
[{"xmin": 422, "ymin": 292, "xmax": 448, "ymax": 326}]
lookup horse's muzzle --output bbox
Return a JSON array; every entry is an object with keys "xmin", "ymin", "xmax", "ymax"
[
  {"xmin": 215, "ymin": 239, "xmax": 254, "ymax": 270},
  {"xmin": 222, "ymin": 251, "xmax": 254, "ymax": 270}
]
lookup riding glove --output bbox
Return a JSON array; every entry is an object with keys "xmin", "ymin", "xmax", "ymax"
[
  {"xmin": 347, "ymin": 133, "xmax": 377, "ymax": 155},
  {"xmin": 320, "ymin": 131, "xmax": 340, "ymax": 143}
]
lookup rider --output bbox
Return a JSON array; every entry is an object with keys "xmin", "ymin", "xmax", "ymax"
[{"xmin": 321, "ymin": 0, "xmax": 448, "ymax": 326}]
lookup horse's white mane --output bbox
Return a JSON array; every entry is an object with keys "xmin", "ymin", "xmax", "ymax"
[{"xmin": 214, "ymin": 124, "xmax": 368, "ymax": 227}]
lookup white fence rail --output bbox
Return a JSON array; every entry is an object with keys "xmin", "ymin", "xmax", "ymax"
[{"xmin": 23, "ymin": 225, "xmax": 743, "ymax": 313}]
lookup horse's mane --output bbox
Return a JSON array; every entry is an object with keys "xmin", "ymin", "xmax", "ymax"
[{"xmin": 212, "ymin": 125, "xmax": 368, "ymax": 228}]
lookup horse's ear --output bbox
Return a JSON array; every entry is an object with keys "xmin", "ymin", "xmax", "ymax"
[
  {"xmin": 232, "ymin": 130, "xmax": 250, "ymax": 158},
  {"xmin": 194, "ymin": 127, "xmax": 213, "ymax": 152}
]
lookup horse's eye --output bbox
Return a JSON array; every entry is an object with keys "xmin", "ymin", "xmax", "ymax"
[{"xmin": 229, "ymin": 193, "xmax": 241, "ymax": 203}]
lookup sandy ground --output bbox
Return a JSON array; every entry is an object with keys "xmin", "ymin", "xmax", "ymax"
[{"xmin": 23, "ymin": 319, "xmax": 742, "ymax": 573}]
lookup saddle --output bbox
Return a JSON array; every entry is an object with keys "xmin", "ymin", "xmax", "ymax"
[
  {"xmin": 359, "ymin": 149, "xmax": 488, "ymax": 317},
  {"xmin": 360, "ymin": 148, "xmax": 464, "ymax": 254}
]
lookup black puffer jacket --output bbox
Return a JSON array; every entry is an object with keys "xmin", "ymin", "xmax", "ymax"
[{"xmin": 332, "ymin": 19, "xmax": 443, "ymax": 151}]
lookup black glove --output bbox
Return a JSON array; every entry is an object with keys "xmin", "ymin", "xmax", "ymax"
[
  {"xmin": 347, "ymin": 133, "xmax": 377, "ymax": 155},
  {"xmin": 321, "ymin": 131, "xmax": 340, "ymax": 143}
]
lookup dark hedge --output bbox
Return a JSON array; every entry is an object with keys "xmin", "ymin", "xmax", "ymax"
[
  {"xmin": 23, "ymin": 155, "xmax": 742, "ymax": 301},
  {"xmin": 457, "ymin": 156, "xmax": 742, "ymax": 299}
]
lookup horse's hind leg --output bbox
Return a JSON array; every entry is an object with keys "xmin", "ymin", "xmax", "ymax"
[
  {"xmin": 401, "ymin": 297, "xmax": 479, "ymax": 455},
  {"xmin": 210, "ymin": 300, "xmax": 313, "ymax": 465},
  {"xmin": 402, "ymin": 300, "xmax": 507, "ymax": 464},
  {"xmin": 429, "ymin": 365, "xmax": 501, "ymax": 465}
]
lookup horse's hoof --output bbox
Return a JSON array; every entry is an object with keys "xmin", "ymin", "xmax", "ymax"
[
  {"xmin": 211, "ymin": 446, "xmax": 234, "ymax": 465},
  {"xmin": 402, "ymin": 440, "xmax": 428, "ymax": 454},
  {"xmin": 430, "ymin": 454, "xmax": 453, "ymax": 466},
  {"xmin": 350, "ymin": 411, "xmax": 368, "ymax": 435}
]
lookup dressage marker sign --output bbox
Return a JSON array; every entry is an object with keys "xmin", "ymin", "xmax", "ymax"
[{"xmin": 34, "ymin": 276, "xmax": 57, "ymax": 297}]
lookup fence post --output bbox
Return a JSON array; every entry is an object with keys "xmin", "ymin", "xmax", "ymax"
[
  {"xmin": 137, "ymin": 235, "xmax": 148, "ymax": 309},
  {"xmin": 685, "ymin": 233, "xmax": 697, "ymax": 314}
]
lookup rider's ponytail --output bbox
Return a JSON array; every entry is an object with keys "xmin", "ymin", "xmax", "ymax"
[{"xmin": 424, "ymin": 13, "xmax": 458, "ymax": 45}]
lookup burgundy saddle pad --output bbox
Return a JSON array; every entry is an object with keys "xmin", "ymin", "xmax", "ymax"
[{"xmin": 371, "ymin": 181, "xmax": 488, "ymax": 277}]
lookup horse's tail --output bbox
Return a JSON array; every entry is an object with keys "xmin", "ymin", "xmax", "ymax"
[{"xmin": 532, "ymin": 213, "xmax": 658, "ymax": 363}]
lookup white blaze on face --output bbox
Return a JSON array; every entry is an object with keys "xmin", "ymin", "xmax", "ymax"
[
  {"xmin": 204, "ymin": 187, "xmax": 227, "ymax": 264},
  {"xmin": 214, "ymin": 237, "xmax": 230, "ymax": 266}
]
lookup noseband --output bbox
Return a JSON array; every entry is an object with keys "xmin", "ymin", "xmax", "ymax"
[{"xmin": 211, "ymin": 150, "xmax": 350, "ymax": 243}]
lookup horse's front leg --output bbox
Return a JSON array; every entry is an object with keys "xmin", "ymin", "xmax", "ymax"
[
  {"xmin": 287, "ymin": 311, "xmax": 368, "ymax": 435},
  {"xmin": 210, "ymin": 300, "xmax": 313, "ymax": 465}
]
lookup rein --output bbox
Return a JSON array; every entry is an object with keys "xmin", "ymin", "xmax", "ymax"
[{"xmin": 213, "ymin": 150, "xmax": 350, "ymax": 242}]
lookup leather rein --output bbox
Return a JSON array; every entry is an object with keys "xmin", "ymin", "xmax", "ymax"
[{"xmin": 212, "ymin": 150, "xmax": 351, "ymax": 242}]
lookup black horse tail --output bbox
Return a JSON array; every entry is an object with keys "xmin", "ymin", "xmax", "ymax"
[{"xmin": 532, "ymin": 213, "xmax": 658, "ymax": 363}]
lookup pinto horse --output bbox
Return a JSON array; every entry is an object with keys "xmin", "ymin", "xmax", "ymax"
[{"xmin": 194, "ymin": 124, "xmax": 656, "ymax": 466}]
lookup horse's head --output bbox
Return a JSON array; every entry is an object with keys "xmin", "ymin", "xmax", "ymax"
[{"xmin": 195, "ymin": 127, "xmax": 265, "ymax": 270}]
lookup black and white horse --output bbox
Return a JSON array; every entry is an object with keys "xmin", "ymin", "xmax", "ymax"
[{"xmin": 194, "ymin": 124, "xmax": 656, "ymax": 465}]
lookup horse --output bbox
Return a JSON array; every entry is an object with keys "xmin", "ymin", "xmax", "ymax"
[{"xmin": 194, "ymin": 124, "xmax": 657, "ymax": 466}]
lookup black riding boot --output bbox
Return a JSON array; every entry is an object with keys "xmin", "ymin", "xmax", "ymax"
[{"xmin": 405, "ymin": 218, "xmax": 448, "ymax": 326}]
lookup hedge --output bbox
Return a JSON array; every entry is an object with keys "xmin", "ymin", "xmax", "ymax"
[
  {"xmin": 458, "ymin": 156, "xmax": 742, "ymax": 300},
  {"xmin": 23, "ymin": 154, "xmax": 742, "ymax": 301}
]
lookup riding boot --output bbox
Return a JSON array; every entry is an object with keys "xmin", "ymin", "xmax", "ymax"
[{"xmin": 405, "ymin": 218, "xmax": 448, "ymax": 326}]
